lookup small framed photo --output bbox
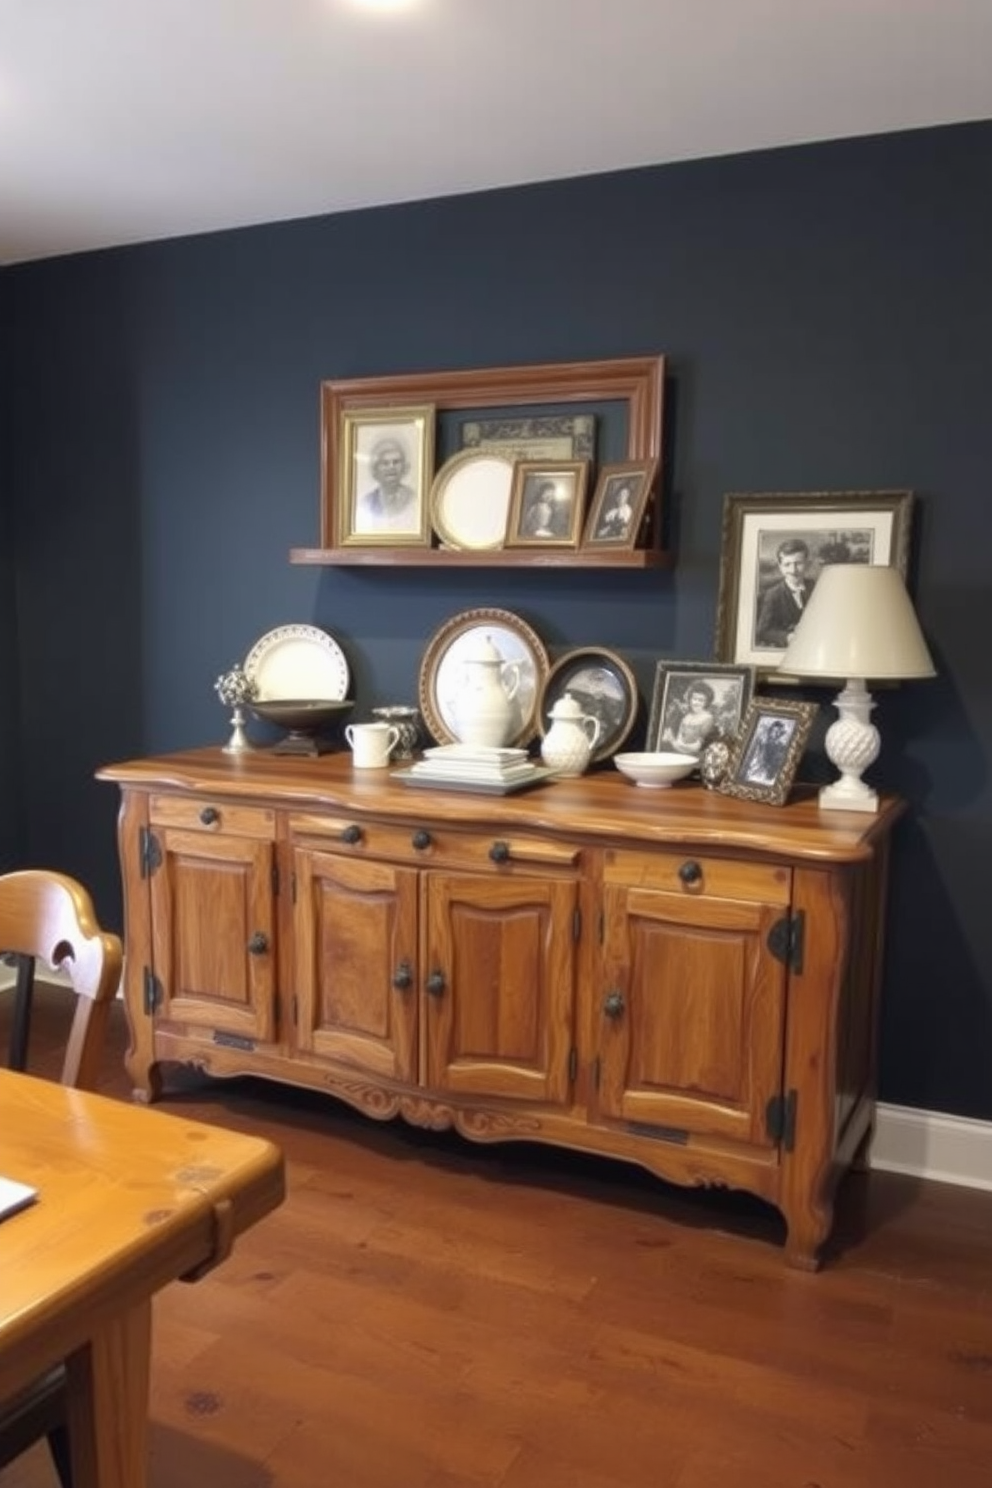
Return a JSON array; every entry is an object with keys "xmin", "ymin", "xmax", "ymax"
[
  {"xmin": 505, "ymin": 461, "xmax": 589, "ymax": 548},
  {"xmin": 720, "ymin": 698, "xmax": 819, "ymax": 806},
  {"xmin": 646, "ymin": 661, "xmax": 756, "ymax": 757},
  {"xmin": 714, "ymin": 489, "xmax": 914, "ymax": 674},
  {"xmin": 581, "ymin": 460, "xmax": 657, "ymax": 551},
  {"xmin": 337, "ymin": 405, "xmax": 435, "ymax": 547}
]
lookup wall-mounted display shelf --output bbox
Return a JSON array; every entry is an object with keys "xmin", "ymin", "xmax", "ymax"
[{"xmin": 290, "ymin": 354, "xmax": 672, "ymax": 570}]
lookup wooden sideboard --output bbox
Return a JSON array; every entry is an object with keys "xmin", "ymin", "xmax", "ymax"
[{"xmin": 98, "ymin": 747, "xmax": 904, "ymax": 1270}]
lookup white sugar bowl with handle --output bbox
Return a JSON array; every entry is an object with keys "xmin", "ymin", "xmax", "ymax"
[{"xmin": 540, "ymin": 692, "xmax": 602, "ymax": 777}]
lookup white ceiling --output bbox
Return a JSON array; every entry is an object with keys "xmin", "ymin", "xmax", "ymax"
[{"xmin": 2, "ymin": 0, "xmax": 990, "ymax": 266}]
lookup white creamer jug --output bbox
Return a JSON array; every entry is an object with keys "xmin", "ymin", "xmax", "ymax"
[
  {"xmin": 540, "ymin": 692, "xmax": 601, "ymax": 776},
  {"xmin": 453, "ymin": 634, "xmax": 521, "ymax": 747}
]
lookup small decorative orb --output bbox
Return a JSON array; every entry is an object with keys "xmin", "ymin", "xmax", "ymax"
[{"xmin": 699, "ymin": 734, "xmax": 734, "ymax": 790}]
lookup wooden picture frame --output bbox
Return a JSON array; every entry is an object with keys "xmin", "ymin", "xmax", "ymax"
[
  {"xmin": 313, "ymin": 356, "xmax": 666, "ymax": 557},
  {"xmin": 714, "ymin": 489, "xmax": 914, "ymax": 675},
  {"xmin": 581, "ymin": 460, "xmax": 657, "ymax": 551},
  {"xmin": 719, "ymin": 697, "xmax": 818, "ymax": 806},
  {"xmin": 418, "ymin": 606, "xmax": 550, "ymax": 747},
  {"xmin": 537, "ymin": 646, "xmax": 638, "ymax": 763},
  {"xmin": 646, "ymin": 660, "xmax": 755, "ymax": 757},
  {"xmin": 506, "ymin": 461, "xmax": 588, "ymax": 548},
  {"xmin": 337, "ymin": 405, "xmax": 435, "ymax": 547}
]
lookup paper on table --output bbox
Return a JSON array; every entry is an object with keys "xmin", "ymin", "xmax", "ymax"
[{"xmin": 0, "ymin": 1174, "xmax": 39, "ymax": 1223}]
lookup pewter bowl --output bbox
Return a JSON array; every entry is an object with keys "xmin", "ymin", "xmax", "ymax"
[{"xmin": 248, "ymin": 699, "xmax": 353, "ymax": 755}]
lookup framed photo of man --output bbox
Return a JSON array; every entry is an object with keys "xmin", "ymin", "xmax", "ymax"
[
  {"xmin": 337, "ymin": 405, "xmax": 436, "ymax": 547},
  {"xmin": 646, "ymin": 660, "xmax": 755, "ymax": 757},
  {"xmin": 719, "ymin": 698, "xmax": 818, "ymax": 806},
  {"xmin": 714, "ymin": 490, "xmax": 914, "ymax": 676}
]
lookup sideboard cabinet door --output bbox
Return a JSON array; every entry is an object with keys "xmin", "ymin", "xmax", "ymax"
[
  {"xmin": 423, "ymin": 872, "xmax": 578, "ymax": 1106},
  {"xmin": 595, "ymin": 881, "xmax": 788, "ymax": 1151},
  {"xmin": 148, "ymin": 826, "xmax": 277, "ymax": 1043},
  {"xmin": 293, "ymin": 847, "xmax": 419, "ymax": 1084}
]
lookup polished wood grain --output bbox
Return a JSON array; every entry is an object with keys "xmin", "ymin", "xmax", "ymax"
[
  {"xmin": 98, "ymin": 748, "xmax": 904, "ymax": 1270},
  {"xmin": 0, "ymin": 870, "xmax": 122, "ymax": 1090},
  {"xmin": 4, "ymin": 990, "xmax": 992, "ymax": 1488},
  {"xmin": 100, "ymin": 747, "xmax": 901, "ymax": 863},
  {"xmin": 0, "ymin": 1066, "xmax": 284, "ymax": 1488}
]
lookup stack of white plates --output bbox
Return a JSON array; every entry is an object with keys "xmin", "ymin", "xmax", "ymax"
[
  {"xmin": 392, "ymin": 744, "xmax": 555, "ymax": 795},
  {"xmin": 412, "ymin": 744, "xmax": 537, "ymax": 784}
]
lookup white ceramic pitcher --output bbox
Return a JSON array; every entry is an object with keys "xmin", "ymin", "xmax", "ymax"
[
  {"xmin": 454, "ymin": 634, "xmax": 521, "ymax": 747},
  {"xmin": 540, "ymin": 692, "xmax": 601, "ymax": 776}
]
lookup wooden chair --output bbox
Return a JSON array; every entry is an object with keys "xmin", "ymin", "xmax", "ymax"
[{"xmin": 0, "ymin": 869, "xmax": 123, "ymax": 1488}]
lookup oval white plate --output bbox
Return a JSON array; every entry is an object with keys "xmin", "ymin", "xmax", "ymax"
[
  {"xmin": 244, "ymin": 624, "xmax": 350, "ymax": 701},
  {"xmin": 430, "ymin": 451, "xmax": 515, "ymax": 550}
]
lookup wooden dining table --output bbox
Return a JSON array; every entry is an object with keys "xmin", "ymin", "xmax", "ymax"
[{"xmin": 0, "ymin": 1068, "xmax": 285, "ymax": 1487}]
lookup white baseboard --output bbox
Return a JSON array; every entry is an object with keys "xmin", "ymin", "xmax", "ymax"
[
  {"xmin": 3, "ymin": 969, "xmax": 989, "ymax": 1190},
  {"xmin": 872, "ymin": 1102, "xmax": 992, "ymax": 1191}
]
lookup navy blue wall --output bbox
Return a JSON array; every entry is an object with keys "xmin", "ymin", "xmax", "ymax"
[{"xmin": 2, "ymin": 121, "xmax": 990, "ymax": 1118}]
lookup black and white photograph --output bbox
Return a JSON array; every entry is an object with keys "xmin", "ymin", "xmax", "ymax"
[
  {"xmin": 581, "ymin": 460, "xmax": 656, "ymax": 551},
  {"xmin": 752, "ymin": 528, "xmax": 873, "ymax": 650},
  {"xmin": 539, "ymin": 647, "xmax": 639, "ymax": 762},
  {"xmin": 646, "ymin": 661, "xmax": 755, "ymax": 756},
  {"xmin": 720, "ymin": 698, "xmax": 819, "ymax": 806},
  {"xmin": 506, "ymin": 461, "xmax": 588, "ymax": 548},
  {"xmin": 714, "ymin": 490, "xmax": 914, "ymax": 672},
  {"xmin": 338, "ymin": 404, "xmax": 435, "ymax": 547}
]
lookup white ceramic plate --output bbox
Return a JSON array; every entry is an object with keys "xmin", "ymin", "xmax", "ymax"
[
  {"xmin": 430, "ymin": 451, "xmax": 515, "ymax": 550},
  {"xmin": 244, "ymin": 624, "xmax": 350, "ymax": 701}
]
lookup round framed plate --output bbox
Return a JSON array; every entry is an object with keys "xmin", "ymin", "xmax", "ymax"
[
  {"xmin": 419, "ymin": 607, "xmax": 550, "ymax": 746},
  {"xmin": 244, "ymin": 624, "xmax": 350, "ymax": 701},
  {"xmin": 538, "ymin": 647, "xmax": 638, "ymax": 763},
  {"xmin": 429, "ymin": 450, "xmax": 515, "ymax": 550}
]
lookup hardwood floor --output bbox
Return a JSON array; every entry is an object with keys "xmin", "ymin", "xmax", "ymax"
[{"xmin": 3, "ymin": 985, "xmax": 992, "ymax": 1487}]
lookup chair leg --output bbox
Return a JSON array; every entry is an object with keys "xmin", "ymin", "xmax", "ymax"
[
  {"xmin": 8, "ymin": 953, "xmax": 35, "ymax": 1071},
  {"xmin": 47, "ymin": 1424, "xmax": 73, "ymax": 1488}
]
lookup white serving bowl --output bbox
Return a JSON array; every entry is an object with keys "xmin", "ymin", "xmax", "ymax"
[{"xmin": 613, "ymin": 751, "xmax": 697, "ymax": 789}]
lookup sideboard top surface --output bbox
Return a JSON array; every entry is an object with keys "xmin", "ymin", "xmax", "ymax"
[{"xmin": 98, "ymin": 748, "xmax": 904, "ymax": 865}]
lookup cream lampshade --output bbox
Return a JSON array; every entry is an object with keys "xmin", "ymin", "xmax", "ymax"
[{"xmin": 777, "ymin": 562, "xmax": 935, "ymax": 813}]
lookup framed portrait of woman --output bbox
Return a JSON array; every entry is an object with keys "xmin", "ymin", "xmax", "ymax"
[
  {"xmin": 646, "ymin": 660, "xmax": 755, "ymax": 757},
  {"xmin": 337, "ymin": 405, "xmax": 435, "ymax": 547}
]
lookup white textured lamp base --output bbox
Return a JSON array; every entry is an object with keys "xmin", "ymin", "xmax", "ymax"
[
  {"xmin": 818, "ymin": 777, "xmax": 879, "ymax": 813},
  {"xmin": 820, "ymin": 680, "xmax": 881, "ymax": 815}
]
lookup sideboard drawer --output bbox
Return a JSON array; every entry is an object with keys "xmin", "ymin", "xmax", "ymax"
[
  {"xmin": 604, "ymin": 847, "xmax": 790, "ymax": 904},
  {"xmin": 149, "ymin": 794, "xmax": 277, "ymax": 840},
  {"xmin": 288, "ymin": 811, "xmax": 580, "ymax": 872}
]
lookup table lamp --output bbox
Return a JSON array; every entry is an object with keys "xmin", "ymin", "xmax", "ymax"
[{"xmin": 777, "ymin": 562, "xmax": 935, "ymax": 813}]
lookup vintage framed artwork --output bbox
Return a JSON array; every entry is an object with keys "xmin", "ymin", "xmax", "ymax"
[
  {"xmin": 418, "ymin": 606, "xmax": 550, "ymax": 747},
  {"xmin": 581, "ymin": 460, "xmax": 657, "ymax": 551},
  {"xmin": 719, "ymin": 697, "xmax": 818, "ymax": 806},
  {"xmin": 460, "ymin": 412, "xmax": 596, "ymax": 462},
  {"xmin": 505, "ymin": 461, "xmax": 589, "ymax": 549},
  {"xmin": 311, "ymin": 356, "xmax": 665, "ymax": 557},
  {"xmin": 714, "ymin": 490, "xmax": 914, "ymax": 673},
  {"xmin": 337, "ymin": 405, "xmax": 435, "ymax": 547},
  {"xmin": 538, "ymin": 646, "xmax": 639, "ymax": 763},
  {"xmin": 646, "ymin": 660, "xmax": 755, "ymax": 756}
]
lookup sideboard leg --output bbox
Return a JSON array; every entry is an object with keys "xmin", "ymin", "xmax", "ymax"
[{"xmin": 782, "ymin": 1196, "xmax": 832, "ymax": 1271}]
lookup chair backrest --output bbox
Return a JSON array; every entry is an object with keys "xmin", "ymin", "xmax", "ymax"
[{"xmin": 0, "ymin": 869, "xmax": 122, "ymax": 1090}]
